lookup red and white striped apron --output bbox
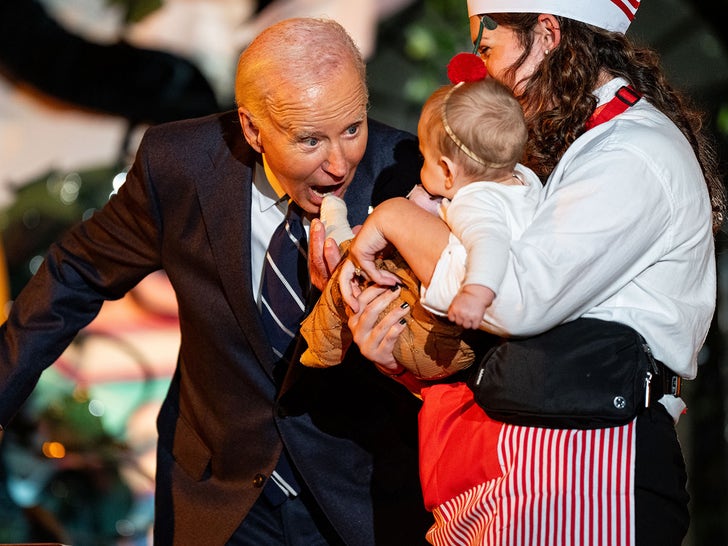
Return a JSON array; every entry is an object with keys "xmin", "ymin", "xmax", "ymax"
[{"xmin": 419, "ymin": 382, "xmax": 636, "ymax": 546}]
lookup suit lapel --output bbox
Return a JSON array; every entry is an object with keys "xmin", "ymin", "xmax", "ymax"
[{"xmin": 197, "ymin": 114, "xmax": 276, "ymax": 374}]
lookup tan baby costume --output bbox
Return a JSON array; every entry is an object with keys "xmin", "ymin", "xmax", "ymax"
[{"xmin": 300, "ymin": 195, "xmax": 475, "ymax": 380}]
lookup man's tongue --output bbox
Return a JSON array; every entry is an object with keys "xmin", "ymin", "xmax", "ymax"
[{"xmin": 312, "ymin": 183, "xmax": 342, "ymax": 196}]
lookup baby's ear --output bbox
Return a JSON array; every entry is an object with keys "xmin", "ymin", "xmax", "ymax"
[{"xmin": 440, "ymin": 156, "xmax": 456, "ymax": 189}]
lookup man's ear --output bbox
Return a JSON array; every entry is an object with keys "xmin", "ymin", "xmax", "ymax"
[
  {"xmin": 536, "ymin": 13, "xmax": 561, "ymax": 52},
  {"xmin": 238, "ymin": 108, "xmax": 263, "ymax": 153}
]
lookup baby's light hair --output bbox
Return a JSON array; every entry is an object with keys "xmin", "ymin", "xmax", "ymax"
[{"xmin": 421, "ymin": 79, "xmax": 527, "ymax": 179}]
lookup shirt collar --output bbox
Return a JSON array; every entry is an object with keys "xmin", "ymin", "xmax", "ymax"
[
  {"xmin": 252, "ymin": 156, "xmax": 287, "ymax": 214},
  {"xmin": 251, "ymin": 156, "xmax": 312, "ymax": 226},
  {"xmin": 593, "ymin": 77, "xmax": 629, "ymax": 107}
]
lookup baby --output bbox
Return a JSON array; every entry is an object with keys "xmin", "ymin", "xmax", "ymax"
[{"xmin": 301, "ymin": 70, "xmax": 541, "ymax": 379}]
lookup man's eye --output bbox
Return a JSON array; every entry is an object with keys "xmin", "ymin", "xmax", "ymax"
[
  {"xmin": 304, "ymin": 137, "xmax": 319, "ymax": 146},
  {"xmin": 346, "ymin": 124, "xmax": 359, "ymax": 136}
]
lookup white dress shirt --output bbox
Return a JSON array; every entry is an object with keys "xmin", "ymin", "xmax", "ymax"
[
  {"xmin": 249, "ymin": 158, "xmax": 309, "ymax": 497},
  {"xmin": 250, "ymin": 159, "xmax": 310, "ymax": 306}
]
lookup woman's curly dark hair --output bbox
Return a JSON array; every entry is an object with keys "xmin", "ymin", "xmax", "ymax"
[{"xmin": 489, "ymin": 13, "xmax": 726, "ymax": 234}]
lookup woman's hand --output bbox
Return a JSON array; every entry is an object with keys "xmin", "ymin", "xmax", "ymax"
[
  {"xmin": 347, "ymin": 283, "xmax": 428, "ymax": 394},
  {"xmin": 347, "ymin": 222, "xmax": 400, "ymax": 290},
  {"xmin": 346, "ymin": 197, "xmax": 449, "ymax": 291},
  {"xmin": 347, "ymin": 284, "xmax": 409, "ymax": 369},
  {"xmin": 338, "ymin": 205, "xmax": 406, "ymax": 308},
  {"xmin": 338, "ymin": 259, "xmax": 364, "ymax": 310}
]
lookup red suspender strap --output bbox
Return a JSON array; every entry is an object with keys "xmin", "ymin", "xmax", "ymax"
[{"xmin": 585, "ymin": 85, "xmax": 642, "ymax": 130}]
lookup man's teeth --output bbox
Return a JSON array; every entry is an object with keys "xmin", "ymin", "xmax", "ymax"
[{"xmin": 312, "ymin": 187, "xmax": 335, "ymax": 196}]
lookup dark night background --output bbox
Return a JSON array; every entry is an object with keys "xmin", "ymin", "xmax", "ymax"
[{"xmin": 0, "ymin": 0, "xmax": 725, "ymax": 544}]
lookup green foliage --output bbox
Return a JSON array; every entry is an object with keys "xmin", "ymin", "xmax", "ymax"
[
  {"xmin": 400, "ymin": 0, "xmax": 472, "ymax": 102},
  {"xmin": 0, "ymin": 167, "xmax": 119, "ymax": 298},
  {"xmin": 368, "ymin": 0, "xmax": 473, "ymax": 132},
  {"xmin": 717, "ymin": 103, "xmax": 728, "ymax": 137}
]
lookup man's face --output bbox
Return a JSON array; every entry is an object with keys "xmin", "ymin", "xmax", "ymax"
[{"xmin": 242, "ymin": 62, "xmax": 369, "ymax": 215}]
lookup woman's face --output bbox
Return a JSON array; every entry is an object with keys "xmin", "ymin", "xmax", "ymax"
[{"xmin": 469, "ymin": 14, "xmax": 549, "ymax": 94}]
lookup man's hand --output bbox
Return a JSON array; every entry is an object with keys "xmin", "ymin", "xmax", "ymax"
[{"xmin": 308, "ymin": 218, "xmax": 344, "ymax": 291}]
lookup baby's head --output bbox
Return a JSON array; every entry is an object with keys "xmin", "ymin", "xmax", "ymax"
[{"xmin": 418, "ymin": 78, "xmax": 527, "ymax": 183}]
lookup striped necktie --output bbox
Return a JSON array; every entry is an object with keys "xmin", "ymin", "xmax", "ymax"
[
  {"xmin": 261, "ymin": 202, "xmax": 309, "ymax": 363},
  {"xmin": 260, "ymin": 201, "xmax": 307, "ymax": 505}
]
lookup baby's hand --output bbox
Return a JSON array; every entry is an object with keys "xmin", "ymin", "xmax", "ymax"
[{"xmin": 447, "ymin": 284, "xmax": 495, "ymax": 329}]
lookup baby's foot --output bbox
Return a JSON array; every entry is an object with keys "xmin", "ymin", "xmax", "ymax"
[{"xmin": 320, "ymin": 195, "xmax": 355, "ymax": 244}]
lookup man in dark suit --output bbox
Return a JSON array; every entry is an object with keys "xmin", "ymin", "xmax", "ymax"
[{"xmin": 0, "ymin": 17, "xmax": 431, "ymax": 546}]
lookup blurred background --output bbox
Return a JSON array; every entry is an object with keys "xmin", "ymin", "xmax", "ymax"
[{"xmin": 0, "ymin": 0, "xmax": 725, "ymax": 544}]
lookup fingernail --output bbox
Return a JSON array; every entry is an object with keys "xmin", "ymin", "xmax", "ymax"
[
  {"xmin": 389, "ymin": 284, "xmax": 400, "ymax": 292},
  {"xmin": 399, "ymin": 318, "xmax": 407, "ymax": 325},
  {"xmin": 400, "ymin": 302, "xmax": 409, "ymax": 309}
]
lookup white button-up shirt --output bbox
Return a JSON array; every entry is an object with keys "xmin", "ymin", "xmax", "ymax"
[{"xmin": 250, "ymin": 157, "xmax": 311, "ymax": 306}]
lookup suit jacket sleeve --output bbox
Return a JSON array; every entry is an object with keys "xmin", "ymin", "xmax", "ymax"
[{"xmin": 0, "ymin": 118, "xmax": 166, "ymax": 427}]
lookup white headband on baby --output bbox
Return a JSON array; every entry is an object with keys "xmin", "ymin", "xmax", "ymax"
[{"xmin": 467, "ymin": 0, "xmax": 641, "ymax": 33}]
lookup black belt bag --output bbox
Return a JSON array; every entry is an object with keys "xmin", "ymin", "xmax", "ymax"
[{"xmin": 468, "ymin": 317, "xmax": 679, "ymax": 429}]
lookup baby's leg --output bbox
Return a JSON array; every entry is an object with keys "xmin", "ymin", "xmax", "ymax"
[{"xmin": 320, "ymin": 195, "xmax": 355, "ymax": 245}]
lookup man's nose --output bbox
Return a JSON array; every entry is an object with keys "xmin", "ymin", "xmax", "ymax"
[{"xmin": 323, "ymin": 145, "xmax": 347, "ymax": 178}]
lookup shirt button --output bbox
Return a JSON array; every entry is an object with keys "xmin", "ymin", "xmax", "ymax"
[{"xmin": 252, "ymin": 473, "xmax": 266, "ymax": 488}]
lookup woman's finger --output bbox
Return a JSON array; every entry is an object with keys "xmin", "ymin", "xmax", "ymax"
[
  {"xmin": 339, "ymin": 259, "xmax": 363, "ymax": 311},
  {"xmin": 349, "ymin": 285, "xmax": 409, "ymax": 365}
]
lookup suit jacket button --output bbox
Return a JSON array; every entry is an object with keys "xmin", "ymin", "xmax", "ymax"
[
  {"xmin": 253, "ymin": 473, "xmax": 266, "ymax": 488},
  {"xmin": 276, "ymin": 405, "xmax": 288, "ymax": 418}
]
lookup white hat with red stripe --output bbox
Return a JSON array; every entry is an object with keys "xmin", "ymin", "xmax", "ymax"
[{"xmin": 467, "ymin": 0, "xmax": 641, "ymax": 33}]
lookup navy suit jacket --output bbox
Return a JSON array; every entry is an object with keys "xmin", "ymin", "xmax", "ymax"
[{"xmin": 0, "ymin": 111, "xmax": 432, "ymax": 545}]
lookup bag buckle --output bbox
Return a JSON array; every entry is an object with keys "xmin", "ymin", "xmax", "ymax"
[
  {"xmin": 616, "ymin": 85, "xmax": 641, "ymax": 106},
  {"xmin": 669, "ymin": 374, "xmax": 682, "ymax": 397}
]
